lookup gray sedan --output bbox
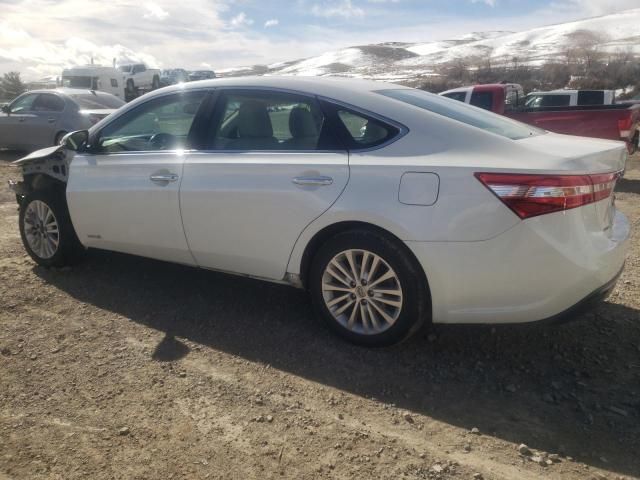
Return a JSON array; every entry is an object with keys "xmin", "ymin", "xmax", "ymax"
[{"xmin": 0, "ymin": 88, "xmax": 124, "ymax": 152}]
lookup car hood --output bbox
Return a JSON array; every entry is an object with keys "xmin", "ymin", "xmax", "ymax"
[{"xmin": 12, "ymin": 145, "xmax": 65, "ymax": 166}]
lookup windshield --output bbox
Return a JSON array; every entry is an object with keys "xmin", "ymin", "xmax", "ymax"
[
  {"xmin": 70, "ymin": 93, "xmax": 125, "ymax": 110},
  {"xmin": 118, "ymin": 65, "xmax": 132, "ymax": 73},
  {"xmin": 378, "ymin": 89, "xmax": 542, "ymax": 140}
]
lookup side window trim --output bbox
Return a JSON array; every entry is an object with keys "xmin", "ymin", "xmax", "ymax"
[
  {"xmin": 318, "ymin": 96, "xmax": 408, "ymax": 153},
  {"xmin": 201, "ymin": 87, "xmax": 346, "ymax": 153},
  {"xmin": 86, "ymin": 89, "xmax": 212, "ymax": 154}
]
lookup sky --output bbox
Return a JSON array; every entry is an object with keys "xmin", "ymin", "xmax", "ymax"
[{"xmin": 0, "ymin": 0, "xmax": 638, "ymax": 80}]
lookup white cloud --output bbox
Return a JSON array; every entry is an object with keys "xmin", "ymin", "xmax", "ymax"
[
  {"xmin": 311, "ymin": 0, "xmax": 365, "ymax": 18},
  {"xmin": 264, "ymin": 19, "xmax": 279, "ymax": 28},
  {"xmin": 143, "ymin": 2, "xmax": 169, "ymax": 20},
  {"xmin": 548, "ymin": 0, "xmax": 639, "ymax": 15},
  {"xmin": 229, "ymin": 12, "xmax": 254, "ymax": 28},
  {"xmin": 470, "ymin": 0, "xmax": 496, "ymax": 7}
]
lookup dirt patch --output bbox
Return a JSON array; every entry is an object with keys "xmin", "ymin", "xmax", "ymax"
[{"xmin": 1, "ymin": 151, "xmax": 639, "ymax": 479}]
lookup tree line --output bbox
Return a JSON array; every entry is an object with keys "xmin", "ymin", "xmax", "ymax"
[
  {"xmin": 417, "ymin": 30, "xmax": 640, "ymax": 99},
  {"xmin": 0, "ymin": 72, "xmax": 27, "ymax": 102}
]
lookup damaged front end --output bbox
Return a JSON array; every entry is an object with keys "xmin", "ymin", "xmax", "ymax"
[{"xmin": 8, "ymin": 145, "xmax": 72, "ymax": 205}]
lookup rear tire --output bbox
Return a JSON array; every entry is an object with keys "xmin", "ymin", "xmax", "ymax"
[
  {"xmin": 309, "ymin": 229, "xmax": 430, "ymax": 347},
  {"xmin": 19, "ymin": 190, "xmax": 85, "ymax": 268}
]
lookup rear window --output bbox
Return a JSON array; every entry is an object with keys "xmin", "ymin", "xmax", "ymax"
[
  {"xmin": 442, "ymin": 92, "xmax": 467, "ymax": 102},
  {"xmin": 470, "ymin": 91, "xmax": 493, "ymax": 111},
  {"xmin": 378, "ymin": 89, "xmax": 542, "ymax": 140},
  {"xmin": 71, "ymin": 94, "xmax": 125, "ymax": 110}
]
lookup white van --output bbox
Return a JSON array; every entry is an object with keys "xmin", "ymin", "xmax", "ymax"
[{"xmin": 61, "ymin": 66, "xmax": 125, "ymax": 100}]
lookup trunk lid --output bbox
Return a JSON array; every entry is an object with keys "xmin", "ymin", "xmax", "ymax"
[{"xmin": 478, "ymin": 132, "xmax": 626, "ymax": 232}]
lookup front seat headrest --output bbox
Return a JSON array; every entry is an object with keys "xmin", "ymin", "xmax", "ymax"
[
  {"xmin": 289, "ymin": 107, "xmax": 318, "ymax": 138},
  {"xmin": 238, "ymin": 100, "xmax": 273, "ymax": 138}
]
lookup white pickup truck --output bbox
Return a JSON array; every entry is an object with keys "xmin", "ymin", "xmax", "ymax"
[{"xmin": 117, "ymin": 63, "xmax": 161, "ymax": 100}]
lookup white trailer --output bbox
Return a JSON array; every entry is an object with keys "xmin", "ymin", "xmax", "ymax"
[{"xmin": 61, "ymin": 66, "xmax": 125, "ymax": 100}]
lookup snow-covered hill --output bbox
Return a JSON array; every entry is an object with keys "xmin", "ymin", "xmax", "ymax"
[{"xmin": 219, "ymin": 8, "xmax": 640, "ymax": 84}]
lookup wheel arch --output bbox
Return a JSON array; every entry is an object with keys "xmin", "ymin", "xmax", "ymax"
[
  {"xmin": 296, "ymin": 220, "xmax": 430, "ymax": 300},
  {"xmin": 24, "ymin": 173, "xmax": 67, "ymax": 195}
]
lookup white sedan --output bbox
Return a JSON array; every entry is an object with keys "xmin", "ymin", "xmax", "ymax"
[{"xmin": 9, "ymin": 77, "xmax": 630, "ymax": 346}]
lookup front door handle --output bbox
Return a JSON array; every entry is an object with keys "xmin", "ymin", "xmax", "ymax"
[
  {"xmin": 47, "ymin": 117, "xmax": 56, "ymax": 123},
  {"xmin": 292, "ymin": 176, "xmax": 333, "ymax": 186},
  {"xmin": 150, "ymin": 173, "xmax": 179, "ymax": 183}
]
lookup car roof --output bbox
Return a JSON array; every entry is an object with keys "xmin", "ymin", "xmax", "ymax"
[
  {"xmin": 19, "ymin": 88, "xmax": 117, "ymax": 97},
  {"xmin": 153, "ymin": 76, "xmax": 413, "ymax": 103}
]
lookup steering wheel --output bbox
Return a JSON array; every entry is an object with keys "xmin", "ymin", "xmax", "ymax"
[{"xmin": 148, "ymin": 132, "xmax": 177, "ymax": 150}]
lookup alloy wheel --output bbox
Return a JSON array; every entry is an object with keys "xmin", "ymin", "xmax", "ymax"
[
  {"xmin": 23, "ymin": 200, "xmax": 60, "ymax": 259},
  {"xmin": 321, "ymin": 249, "xmax": 403, "ymax": 335}
]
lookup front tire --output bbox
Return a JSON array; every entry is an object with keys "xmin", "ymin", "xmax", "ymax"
[
  {"xmin": 19, "ymin": 190, "xmax": 85, "ymax": 267},
  {"xmin": 54, "ymin": 131, "xmax": 67, "ymax": 146},
  {"xmin": 309, "ymin": 229, "xmax": 430, "ymax": 347}
]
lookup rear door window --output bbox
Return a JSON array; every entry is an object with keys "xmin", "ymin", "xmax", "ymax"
[
  {"xmin": 32, "ymin": 94, "xmax": 65, "ymax": 112},
  {"xmin": 209, "ymin": 90, "xmax": 341, "ymax": 151}
]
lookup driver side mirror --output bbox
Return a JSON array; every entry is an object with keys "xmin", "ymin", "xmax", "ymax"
[
  {"xmin": 1, "ymin": 105, "xmax": 10, "ymax": 114},
  {"xmin": 61, "ymin": 130, "xmax": 89, "ymax": 151}
]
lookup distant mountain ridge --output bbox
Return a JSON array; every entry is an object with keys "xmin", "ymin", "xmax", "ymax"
[{"xmin": 218, "ymin": 9, "xmax": 640, "ymax": 85}]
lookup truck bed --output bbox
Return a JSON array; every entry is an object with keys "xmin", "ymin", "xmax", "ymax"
[{"xmin": 506, "ymin": 104, "xmax": 640, "ymax": 150}]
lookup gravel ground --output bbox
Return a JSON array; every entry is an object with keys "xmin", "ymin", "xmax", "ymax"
[{"xmin": 0, "ymin": 150, "xmax": 639, "ymax": 480}]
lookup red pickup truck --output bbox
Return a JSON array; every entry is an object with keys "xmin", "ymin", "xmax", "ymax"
[{"xmin": 440, "ymin": 84, "xmax": 640, "ymax": 153}]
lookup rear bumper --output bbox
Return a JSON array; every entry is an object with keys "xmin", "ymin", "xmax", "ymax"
[
  {"xmin": 406, "ymin": 207, "xmax": 630, "ymax": 324},
  {"xmin": 532, "ymin": 263, "xmax": 622, "ymax": 326}
]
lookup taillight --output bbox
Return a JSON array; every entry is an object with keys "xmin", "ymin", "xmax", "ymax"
[
  {"xmin": 475, "ymin": 172, "xmax": 620, "ymax": 219},
  {"xmin": 618, "ymin": 117, "xmax": 632, "ymax": 132}
]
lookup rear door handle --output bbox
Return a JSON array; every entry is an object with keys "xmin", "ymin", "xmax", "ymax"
[
  {"xmin": 47, "ymin": 117, "xmax": 56, "ymax": 123},
  {"xmin": 150, "ymin": 173, "xmax": 179, "ymax": 183},
  {"xmin": 292, "ymin": 176, "xmax": 333, "ymax": 186}
]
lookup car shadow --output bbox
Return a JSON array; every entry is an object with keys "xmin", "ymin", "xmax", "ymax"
[
  {"xmin": 617, "ymin": 176, "xmax": 640, "ymax": 195},
  {"xmin": 0, "ymin": 150, "xmax": 25, "ymax": 163},
  {"xmin": 35, "ymin": 249, "xmax": 640, "ymax": 477}
]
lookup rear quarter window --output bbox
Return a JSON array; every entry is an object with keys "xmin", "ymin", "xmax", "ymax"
[{"xmin": 321, "ymin": 101, "xmax": 401, "ymax": 150}]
